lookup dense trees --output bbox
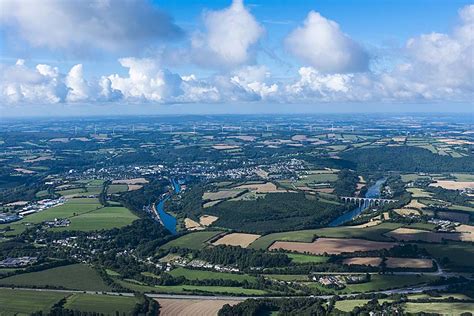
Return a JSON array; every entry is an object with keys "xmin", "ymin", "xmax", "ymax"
[
  {"xmin": 333, "ymin": 169, "xmax": 359, "ymax": 196},
  {"xmin": 219, "ymin": 298, "xmax": 328, "ymax": 316},
  {"xmin": 180, "ymin": 245, "xmax": 291, "ymax": 269},
  {"xmin": 205, "ymin": 193, "xmax": 350, "ymax": 234},
  {"xmin": 342, "ymin": 146, "xmax": 474, "ymax": 172}
]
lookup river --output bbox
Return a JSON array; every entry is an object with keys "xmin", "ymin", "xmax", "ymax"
[
  {"xmin": 155, "ymin": 179, "xmax": 182, "ymax": 235},
  {"xmin": 328, "ymin": 178, "xmax": 385, "ymax": 227}
]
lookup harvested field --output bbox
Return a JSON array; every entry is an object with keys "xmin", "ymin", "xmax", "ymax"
[
  {"xmin": 455, "ymin": 224, "xmax": 474, "ymax": 242},
  {"xmin": 394, "ymin": 208, "xmax": 421, "ymax": 216},
  {"xmin": 315, "ymin": 188, "xmax": 335, "ymax": 193},
  {"xmin": 199, "ymin": 215, "xmax": 218, "ymax": 226},
  {"xmin": 184, "ymin": 218, "xmax": 204, "ymax": 231},
  {"xmin": 429, "ymin": 180, "xmax": 474, "ymax": 190},
  {"xmin": 406, "ymin": 188, "xmax": 432, "ymax": 198},
  {"xmin": 342, "ymin": 257, "xmax": 382, "ymax": 266},
  {"xmin": 127, "ymin": 184, "xmax": 143, "ymax": 191},
  {"xmin": 156, "ymin": 298, "xmax": 241, "ymax": 316},
  {"xmin": 213, "ymin": 233, "xmax": 261, "ymax": 248},
  {"xmin": 347, "ymin": 220, "xmax": 382, "ymax": 228},
  {"xmin": 203, "ymin": 190, "xmax": 244, "ymax": 201},
  {"xmin": 269, "ymin": 238, "xmax": 396, "ymax": 255},
  {"xmin": 385, "ymin": 228, "xmax": 468, "ymax": 243},
  {"xmin": 112, "ymin": 178, "xmax": 149, "ymax": 185},
  {"xmin": 234, "ymin": 182, "xmax": 287, "ymax": 193},
  {"xmin": 404, "ymin": 199, "xmax": 426, "ymax": 210},
  {"xmin": 385, "ymin": 257, "xmax": 433, "ymax": 269},
  {"xmin": 212, "ymin": 145, "xmax": 240, "ymax": 150},
  {"xmin": 203, "ymin": 200, "xmax": 222, "ymax": 208},
  {"xmin": 14, "ymin": 168, "xmax": 35, "ymax": 174}
]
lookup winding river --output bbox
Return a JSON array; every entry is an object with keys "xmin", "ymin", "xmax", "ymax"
[
  {"xmin": 155, "ymin": 179, "xmax": 182, "ymax": 235},
  {"xmin": 328, "ymin": 178, "xmax": 385, "ymax": 227}
]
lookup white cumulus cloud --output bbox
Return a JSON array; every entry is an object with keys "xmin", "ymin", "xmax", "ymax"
[
  {"xmin": 190, "ymin": 0, "xmax": 264, "ymax": 68},
  {"xmin": 285, "ymin": 11, "xmax": 370, "ymax": 73}
]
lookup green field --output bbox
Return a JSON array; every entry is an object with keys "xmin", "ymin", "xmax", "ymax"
[
  {"xmin": 0, "ymin": 198, "xmax": 103, "ymax": 236},
  {"xmin": 107, "ymin": 184, "xmax": 129, "ymax": 194},
  {"xmin": 452, "ymin": 173, "xmax": 474, "ymax": 182},
  {"xmin": 0, "ymin": 264, "xmax": 111, "ymax": 291},
  {"xmin": 287, "ymin": 253, "xmax": 329, "ymax": 264},
  {"xmin": 64, "ymin": 293, "xmax": 138, "ymax": 314},
  {"xmin": 264, "ymin": 274, "xmax": 309, "ymax": 281},
  {"xmin": 0, "ymin": 288, "xmax": 67, "ymax": 315},
  {"xmin": 306, "ymin": 274, "xmax": 438, "ymax": 294},
  {"xmin": 334, "ymin": 298, "xmax": 393, "ymax": 312},
  {"xmin": 403, "ymin": 302, "xmax": 474, "ymax": 314},
  {"xmin": 249, "ymin": 222, "xmax": 402, "ymax": 250},
  {"xmin": 169, "ymin": 267, "xmax": 256, "ymax": 283},
  {"xmin": 161, "ymin": 231, "xmax": 222, "ymax": 250},
  {"xmin": 117, "ymin": 279, "xmax": 267, "ymax": 295},
  {"xmin": 19, "ymin": 198, "xmax": 102, "ymax": 224},
  {"xmin": 55, "ymin": 206, "xmax": 138, "ymax": 231},
  {"xmin": 334, "ymin": 299, "xmax": 370, "ymax": 312},
  {"xmin": 342, "ymin": 274, "xmax": 438, "ymax": 293},
  {"xmin": 420, "ymin": 242, "xmax": 474, "ymax": 270}
]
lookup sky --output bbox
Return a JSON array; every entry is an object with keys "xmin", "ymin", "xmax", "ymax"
[{"xmin": 0, "ymin": 0, "xmax": 473, "ymax": 116}]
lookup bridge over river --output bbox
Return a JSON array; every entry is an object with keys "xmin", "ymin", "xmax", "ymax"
[{"xmin": 340, "ymin": 196, "xmax": 397, "ymax": 206}]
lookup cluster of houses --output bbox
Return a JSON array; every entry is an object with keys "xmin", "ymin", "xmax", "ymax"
[
  {"xmin": 0, "ymin": 256, "xmax": 37, "ymax": 268},
  {"xmin": 15, "ymin": 198, "xmax": 65, "ymax": 218},
  {"xmin": 313, "ymin": 274, "xmax": 369, "ymax": 289},
  {"xmin": 43, "ymin": 218, "xmax": 71, "ymax": 228},
  {"xmin": 0, "ymin": 198, "xmax": 65, "ymax": 225}
]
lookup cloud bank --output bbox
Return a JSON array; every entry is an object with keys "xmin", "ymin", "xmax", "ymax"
[
  {"xmin": 0, "ymin": 2, "xmax": 472, "ymax": 107},
  {"xmin": 0, "ymin": 0, "xmax": 182, "ymax": 54}
]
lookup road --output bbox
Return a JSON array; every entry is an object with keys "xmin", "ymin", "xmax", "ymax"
[{"xmin": 0, "ymin": 284, "xmax": 452, "ymax": 301}]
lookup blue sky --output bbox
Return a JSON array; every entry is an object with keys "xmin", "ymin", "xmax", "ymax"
[{"xmin": 0, "ymin": 0, "xmax": 473, "ymax": 116}]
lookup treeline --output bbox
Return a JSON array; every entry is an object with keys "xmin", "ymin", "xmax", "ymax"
[
  {"xmin": 426, "ymin": 186, "xmax": 470, "ymax": 206},
  {"xmin": 31, "ymin": 294, "xmax": 158, "ymax": 316},
  {"xmin": 219, "ymin": 297, "xmax": 329, "ymax": 316},
  {"xmin": 198, "ymin": 245, "xmax": 291, "ymax": 269},
  {"xmin": 205, "ymin": 193, "xmax": 350, "ymax": 234},
  {"xmin": 170, "ymin": 245, "xmax": 291, "ymax": 269},
  {"xmin": 342, "ymin": 146, "xmax": 474, "ymax": 172}
]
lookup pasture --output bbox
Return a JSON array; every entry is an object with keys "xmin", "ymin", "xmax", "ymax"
[
  {"xmin": 403, "ymin": 302, "xmax": 474, "ymax": 314},
  {"xmin": 385, "ymin": 257, "xmax": 433, "ymax": 269},
  {"xmin": 156, "ymin": 298, "xmax": 242, "ymax": 316},
  {"xmin": 385, "ymin": 227, "xmax": 472, "ymax": 243},
  {"xmin": 117, "ymin": 279, "xmax": 267, "ymax": 295},
  {"xmin": 0, "ymin": 264, "xmax": 111, "ymax": 291},
  {"xmin": 161, "ymin": 231, "xmax": 222, "ymax": 250},
  {"xmin": 287, "ymin": 253, "xmax": 329, "ymax": 264},
  {"xmin": 0, "ymin": 288, "xmax": 66, "ymax": 315},
  {"xmin": 56, "ymin": 206, "xmax": 138, "ymax": 231},
  {"xmin": 19, "ymin": 198, "xmax": 102, "ymax": 224},
  {"xmin": 203, "ymin": 189, "xmax": 244, "ymax": 201},
  {"xmin": 269, "ymin": 238, "xmax": 396, "ymax": 255},
  {"xmin": 342, "ymin": 274, "xmax": 438, "ymax": 293},
  {"xmin": 64, "ymin": 293, "xmax": 138, "ymax": 314},
  {"xmin": 249, "ymin": 222, "xmax": 402, "ymax": 250},
  {"xmin": 168, "ymin": 267, "xmax": 256, "ymax": 283},
  {"xmin": 213, "ymin": 233, "xmax": 261, "ymax": 248},
  {"xmin": 107, "ymin": 184, "xmax": 129, "ymax": 194}
]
